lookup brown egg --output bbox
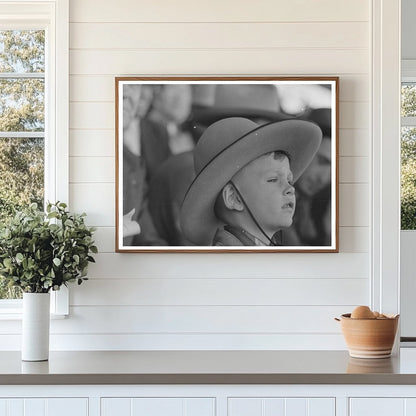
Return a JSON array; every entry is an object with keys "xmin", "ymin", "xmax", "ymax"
[
  {"xmin": 351, "ymin": 305, "xmax": 376, "ymax": 319},
  {"xmin": 373, "ymin": 311, "xmax": 380, "ymax": 318}
]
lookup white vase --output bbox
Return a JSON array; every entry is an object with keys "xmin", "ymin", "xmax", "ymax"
[{"xmin": 22, "ymin": 292, "xmax": 51, "ymax": 361}]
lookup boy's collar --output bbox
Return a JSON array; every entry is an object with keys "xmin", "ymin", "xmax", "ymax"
[{"xmin": 224, "ymin": 225, "xmax": 269, "ymax": 246}]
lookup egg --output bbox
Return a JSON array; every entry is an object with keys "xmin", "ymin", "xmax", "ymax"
[{"xmin": 351, "ymin": 305, "xmax": 376, "ymax": 319}]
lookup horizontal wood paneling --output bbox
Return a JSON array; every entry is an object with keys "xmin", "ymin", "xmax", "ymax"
[
  {"xmin": 69, "ymin": 130, "xmax": 115, "ymax": 157},
  {"xmin": 69, "ymin": 0, "xmax": 369, "ymax": 23},
  {"xmin": 338, "ymin": 129, "xmax": 369, "ymax": 157},
  {"xmin": 339, "ymin": 156, "xmax": 369, "ymax": 183},
  {"xmin": 69, "ymin": 183, "xmax": 114, "ymax": 226},
  {"xmin": 70, "ymin": 22, "xmax": 368, "ymax": 50},
  {"xmin": 49, "ymin": 306, "xmax": 356, "ymax": 334},
  {"xmin": 0, "ymin": 306, "xmax": 356, "ymax": 335},
  {"xmin": 91, "ymin": 226, "xmax": 369, "ymax": 254},
  {"xmin": 339, "ymin": 227, "xmax": 369, "ymax": 252},
  {"xmin": 86, "ymin": 252, "xmax": 369, "ymax": 279},
  {"xmin": 69, "ymin": 49, "xmax": 368, "ymax": 76},
  {"xmin": 70, "ymin": 75, "xmax": 115, "ymax": 102},
  {"xmin": 339, "ymin": 77, "xmax": 369, "ymax": 102},
  {"xmin": 0, "ymin": 333, "xmax": 347, "ymax": 350},
  {"xmin": 70, "ymin": 278, "xmax": 367, "ymax": 306},
  {"xmin": 69, "ymin": 157, "xmax": 114, "ymax": 183},
  {"xmin": 70, "ymin": 103, "xmax": 113, "ymax": 129},
  {"xmin": 92, "ymin": 227, "xmax": 115, "ymax": 253},
  {"xmin": 339, "ymin": 102, "xmax": 369, "ymax": 129},
  {"xmin": 339, "ymin": 183, "xmax": 369, "ymax": 227}
]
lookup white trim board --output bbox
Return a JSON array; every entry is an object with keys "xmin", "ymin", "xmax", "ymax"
[{"xmin": 371, "ymin": 0, "xmax": 401, "ymax": 317}]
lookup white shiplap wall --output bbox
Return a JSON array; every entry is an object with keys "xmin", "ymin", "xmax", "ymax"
[{"xmin": 51, "ymin": 0, "xmax": 372, "ymax": 350}]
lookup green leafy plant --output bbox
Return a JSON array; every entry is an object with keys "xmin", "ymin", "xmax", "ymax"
[{"xmin": 0, "ymin": 202, "xmax": 97, "ymax": 293}]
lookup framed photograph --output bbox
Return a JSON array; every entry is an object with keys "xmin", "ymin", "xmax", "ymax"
[{"xmin": 115, "ymin": 77, "xmax": 339, "ymax": 253}]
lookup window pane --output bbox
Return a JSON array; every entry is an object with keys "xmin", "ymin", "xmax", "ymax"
[
  {"xmin": 0, "ymin": 285, "xmax": 22, "ymax": 300},
  {"xmin": 0, "ymin": 137, "xmax": 43, "ymax": 299},
  {"xmin": 402, "ymin": 83, "xmax": 416, "ymax": 117},
  {"xmin": 0, "ymin": 30, "xmax": 45, "ymax": 301},
  {"xmin": 0, "ymin": 79, "xmax": 44, "ymax": 132},
  {"xmin": 0, "ymin": 30, "xmax": 45, "ymax": 73},
  {"xmin": 401, "ymin": 127, "xmax": 416, "ymax": 230},
  {"xmin": 0, "ymin": 137, "xmax": 44, "ymax": 221}
]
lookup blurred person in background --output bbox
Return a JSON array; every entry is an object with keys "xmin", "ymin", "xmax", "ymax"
[
  {"xmin": 148, "ymin": 151, "xmax": 195, "ymax": 246},
  {"xmin": 282, "ymin": 108, "xmax": 332, "ymax": 246},
  {"xmin": 148, "ymin": 84, "xmax": 195, "ymax": 155},
  {"xmin": 122, "ymin": 84, "xmax": 170, "ymax": 246}
]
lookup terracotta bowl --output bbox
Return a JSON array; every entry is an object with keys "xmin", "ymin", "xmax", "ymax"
[{"xmin": 337, "ymin": 313, "xmax": 399, "ymax": 359}]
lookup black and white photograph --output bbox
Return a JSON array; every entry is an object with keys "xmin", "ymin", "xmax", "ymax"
[{"xmin": 116, "ymin": 77, "xmax": 339, "ymax": 252}]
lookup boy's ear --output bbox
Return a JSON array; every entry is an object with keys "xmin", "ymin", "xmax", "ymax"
[{"xmin": 222, "ymin": 183, "xmax": 244, "ymax": 212}]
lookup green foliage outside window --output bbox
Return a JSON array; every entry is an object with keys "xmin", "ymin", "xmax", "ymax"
[
  {"xmin": 0, "ymin": 30, "xmax": 45, "ymax": 299},
  {"xmin": 401, "ymin": 128, "xmax": 416, "ymax": 230},
  {"xmin": 402, "ymin": 84, "xmax": 416, "ymax": 118},
  {"xmin": 401, "ymin": 83, "xmax": 416, "ymax": 230}
]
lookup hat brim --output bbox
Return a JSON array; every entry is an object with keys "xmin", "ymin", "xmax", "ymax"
[
  {"xmin": 180, "ymin": 119, "xmax": 322, "ymax": 246},
  {"xmin": 191, "ymin": 105, "xmax": 293, "ymax": 126}
]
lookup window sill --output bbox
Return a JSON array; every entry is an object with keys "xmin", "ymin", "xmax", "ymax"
[
  {"xmin": 0, "ymin": 312, "xmax": 67, "ymax": 320},
  {"xmin": 0, "ymin": 286, "xmax": 69, "ymax": 318}
]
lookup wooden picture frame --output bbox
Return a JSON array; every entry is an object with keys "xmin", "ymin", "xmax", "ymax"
[{"xmin": 115, "ymin": 77, "xmax": 339, "ymax": 253}]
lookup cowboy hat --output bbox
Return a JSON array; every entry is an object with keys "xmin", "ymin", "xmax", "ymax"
[{"xmin": 180, "ymin": 117, "xmax": 322, "ymax": 245}]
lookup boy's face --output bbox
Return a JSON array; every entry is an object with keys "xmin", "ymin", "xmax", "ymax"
[{"xmin": 231, "ymin": 153, "xmax": 295, "ymax": 235}]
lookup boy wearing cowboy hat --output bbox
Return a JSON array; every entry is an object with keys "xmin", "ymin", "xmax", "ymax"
[{"xmin": 180, "ymin": 117, "xmax": 322, "ymax": 246}]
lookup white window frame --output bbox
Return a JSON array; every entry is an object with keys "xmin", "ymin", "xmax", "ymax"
[
  {"xmin": 0, "ymin": 0, "xmax": 69, "ymax": 317},
  {"xmin": 399, "ymin": 60, "xmax": 416, "ymax": 340},
  {"xmin": 371, "ymin": 0, "xmax": 401, "ymax": 322}
]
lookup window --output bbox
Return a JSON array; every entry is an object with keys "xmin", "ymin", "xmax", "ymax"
[
  {"xmin": 401, "ymin": 64, "xmax": 416, "ymax": 230},
  {"xmin": 0, "ymin": 29, "xmax": 45, "ymax": 299},
  {"xmin": 0, "ymin": 0, "xmax": 69, "ymax": 314}
]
